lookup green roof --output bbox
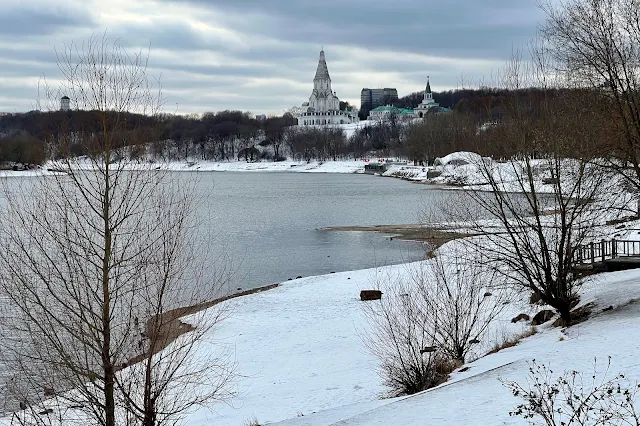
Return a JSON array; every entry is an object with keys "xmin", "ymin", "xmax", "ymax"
[{"xmin": 370, "ymin": 105, "xmax": 415, "ymax": 115}]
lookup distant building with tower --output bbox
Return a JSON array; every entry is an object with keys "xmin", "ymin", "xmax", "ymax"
[
  {"xmin": 297, "ymin": 49, "xmax": 358, "ymax": 126},
  {"xmin": 60, "ymin": 96, "xmax": 70, "ymax": 112},
  {"xmin": 414, "ymin": 77, "xmax": 449, "ymax": 117}
]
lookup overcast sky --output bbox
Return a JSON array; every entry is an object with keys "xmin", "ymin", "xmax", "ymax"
[{"xmin": 0, "ymin": 0, "xmax": 545, "ymax": 115}]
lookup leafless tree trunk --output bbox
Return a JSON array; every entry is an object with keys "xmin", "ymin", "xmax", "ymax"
[{"xmin": 0, "ymin": 34, "xmax": 235, "ymax": 426}]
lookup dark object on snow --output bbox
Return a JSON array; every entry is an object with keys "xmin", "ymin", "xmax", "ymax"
[
  {"xmin": 420, "ymin": 346, "xmax": 437, "ymax": 354},
  {"xmin": 531, "ymin": 309, "xmax": 555, "ymax": 325},
  {"xmin": 296, "ymin": 276, "xmax": 302, "ymax": 279},
  {"xmin": 483, "ymin": 292, "xmax": 492, "ymax": 297},
  {"xmin": 542, "ymin": 177, "xmax": 558, "ymax": 184},
  {"xmin": 19, "ymin": 401, "xmax": 27, "ymax": 410},
  {"xmin": 38, "ymin": 409, "xmax": 53, "ymax": 415},
  {"xmin": 602, "ymin": 305, "xmax": 614, "ymax": 312},
  {"xmin": 511, "ymin": 313, "xmax": 530, "ymax": 323},
  {"xmin": 43, "ymin": 388, "xmax": 55, "ymax": 397},
  {"xmin": 360, "ymin": 290, "xmax": 382, "ymax": 301},
  {"xmin": 529, "ymin": 291, "xmax": 543, "ymax": 305},
  {"xmin": 469, "ymin": 339, "xmax": 480, "ymax": 344}
]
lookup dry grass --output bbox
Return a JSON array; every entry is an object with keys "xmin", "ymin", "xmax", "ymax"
[
  {"xmin": 487, "ymin": 326, "xmax": 538, "ymax": 355},
  {"xmin": 244, "ymin": 416, "xmax": 262, "ymax": 426}
]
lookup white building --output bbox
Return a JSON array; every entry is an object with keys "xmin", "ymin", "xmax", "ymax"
[
  {"xmin": 298, "ymin": 50, "xmax": 358, "ymax": 126},
  {"xmin": 414, "ymin": 77, "xmax": 441, "ymax": 118},
  {"xmin": 368, "ymin": 105, "xmax": 416, "ymax": 122},
  {"xmin": 60, "ymin": 96, "xmax": 70, "ymax": 112}
]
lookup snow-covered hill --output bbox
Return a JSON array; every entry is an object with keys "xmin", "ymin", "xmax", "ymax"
[
  {"xmin": 155, "ymin": 236, "xmax": 640, "ymax": 425},
  {"xmin": 6, "ymin": 233, "xmax": 640, "ymax": 425}
]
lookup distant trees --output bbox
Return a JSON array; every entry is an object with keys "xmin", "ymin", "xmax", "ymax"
[
  {"xmin": 339, "ymin": 101, "xmax": 352, "ymax": 111},
  {"xmin": 0, "ymin": 79, "xmax": 631, "ymax": 166},
  {"xmin": 0, "ymin": 131, "xmax": 45, "ymax": 164},
  {"xmin": 285, "ymin": 126, "xmax": 346, "ymax": 162}
]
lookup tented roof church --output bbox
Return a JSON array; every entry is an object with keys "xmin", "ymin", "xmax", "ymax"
[{"xmin": 297, "ymin": 50, "xmax": 358, "ymax": 126}]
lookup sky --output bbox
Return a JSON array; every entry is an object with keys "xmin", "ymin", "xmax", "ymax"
[{"xmin": 0, "ymin": 0, "xmax": 545, "ymax": 115}]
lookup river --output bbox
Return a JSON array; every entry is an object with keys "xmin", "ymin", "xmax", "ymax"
[{"xmin": 188, "ymin": 172, "xmax": 449, "ymax": 292}]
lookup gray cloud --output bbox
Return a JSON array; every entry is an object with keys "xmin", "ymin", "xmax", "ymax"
[
  {"xmin": 0, "ymin": 0, "xmax": 544, "ymax": 114},
  {"xmin": 171, "ymin": 0, "xmax": 542, "ymax": 59},
  {"xmin": 0, "ymin": 5, "xmax": 95, "ymax": 37}
]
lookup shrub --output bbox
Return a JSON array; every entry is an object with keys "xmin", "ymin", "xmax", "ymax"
[{"xmin": 503, "ymin": 358, "xmax": 640, "ymax": 425}]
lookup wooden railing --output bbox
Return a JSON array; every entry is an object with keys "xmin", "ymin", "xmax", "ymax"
[{"xmin": 574, "ymin": 239, "xmax": 640, "ymax": 265}]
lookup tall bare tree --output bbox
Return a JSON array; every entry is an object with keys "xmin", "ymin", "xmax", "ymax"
[
  {"xmin": 0, "ymin": 35, "xmax": 235, "ymax": 426},
  {"xmin": 540, "ymin": 0, "xmax": 640, "ymax": 190},
  {"xmin": 458, "ymin": 88, "xmax": 622, "ymax": 325}
]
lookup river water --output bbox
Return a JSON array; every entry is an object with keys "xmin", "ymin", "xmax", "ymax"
[{"xmin": 189, "ymin": 172, "xmax": 448, "ymax": 292}]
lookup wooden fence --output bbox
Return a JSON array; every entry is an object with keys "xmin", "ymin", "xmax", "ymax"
[{"xmin": 574, "ymin": 239, "xmax": 640, "ymax": 265}]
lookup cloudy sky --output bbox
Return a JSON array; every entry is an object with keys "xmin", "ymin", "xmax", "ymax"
[{"xmin": 0, "ymin": 0, "xmax": 545, "ymax": 115}]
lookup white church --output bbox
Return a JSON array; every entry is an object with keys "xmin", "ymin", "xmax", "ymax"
[
  {"xmin": 297, "ymin": 50, "xmax": 358, "ymax": 126},
  {"xmin": 413, "ymin": 77, "xmax": 443, "ymax": 117}
]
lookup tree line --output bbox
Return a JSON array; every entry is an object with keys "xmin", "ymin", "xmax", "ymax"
[{"xmin": 0, "ymin": 86, "xmax": 616, "ymax": 167}]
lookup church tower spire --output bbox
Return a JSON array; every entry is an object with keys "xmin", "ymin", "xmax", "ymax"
[
  {"xmin": 424, "ymin": 76, "xmax": 433, "ymax": 101},
  {"xmin": 314, "ymin": 49, "xmax": 331, "ymax": 81}
]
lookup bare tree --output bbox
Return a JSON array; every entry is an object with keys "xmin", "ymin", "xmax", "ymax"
[
  {"xmin": 458, "ymin": 88, "xmax": 622, "ymax": 325},
  {"xmin": 0, "ymin": 35, "xmax": 235, "ymax": 426},
  {"xmin": 412, "ymin": 256, "xmax": 511, "ymax": 364},
  {"xmin": 540, "ymin": 0, "xmax": 640, "ymax": 191},
  {"xmin": 361, "ymin": 267, "xmax": 454, "ymax": 396}
]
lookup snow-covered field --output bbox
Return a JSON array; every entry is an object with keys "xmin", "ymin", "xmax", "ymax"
[
  {"xmin": 186, "ymin": 248, "xmax": 640, "ymax": 426},
  {"xmin": 10, "ymin": 252, "xmax": 639, "ymax": 425},
  {"xmin": 41, "ymin": 158, "xmax": 370, "ymax": 174}
]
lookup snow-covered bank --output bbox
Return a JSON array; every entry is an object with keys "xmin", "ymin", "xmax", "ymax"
[
  {"xmin": 176, "ymin": 240, "xmax": 640, "ymax": 425},
  {"xmin": 0, "ymin": 169, "xmax": 58, "ymax": 178},
  {"xmin": 6, "ymin": 234, "xmax": 640, "ymax": 425},
  {"xmin": 42, "ymin": 159, "xmax": 369, "ymax": 174},
  {"xmin": 272, "ymin": 269, "xmax": 640, "ymax": 425}
]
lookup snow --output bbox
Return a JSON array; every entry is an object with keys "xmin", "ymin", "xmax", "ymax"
[
  {"xmin": 136, "ymin": 232, "xmax": 640, "ymax": 425},
  {"xmin": 0, "ymin": 169, "xmax": 58, "ymax": 178},
  {"xmin": 433, "ymin": 151, "xmax": 483, "ymax": 167},
  {"xmin": 182, "ymin": 266, "xmax": 398, "ymax": 425},
  {"xmin": 42, "ymin": 158, "xmax": 369, "ymax": 174},
  {"xmin": 270, "ymin": 268, "xmax": 640, "ymax": 426},
  {"xmin": 6, "ymin": 222, "xmax": 640, "ymax": 425}
]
